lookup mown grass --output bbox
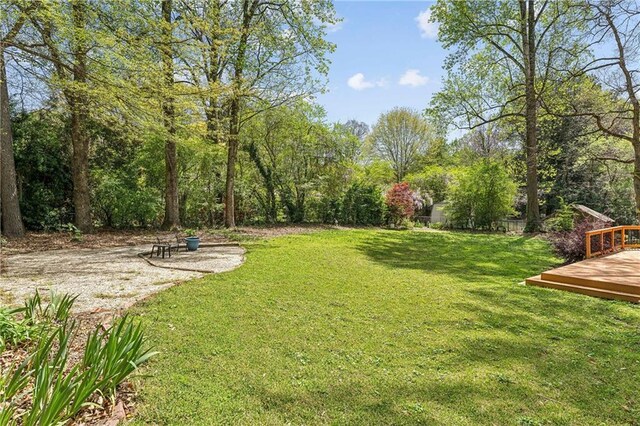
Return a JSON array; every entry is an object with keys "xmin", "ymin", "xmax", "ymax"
[{"xmin": 131, "ymin": 229, "xmax": 640, "ymax": 425}]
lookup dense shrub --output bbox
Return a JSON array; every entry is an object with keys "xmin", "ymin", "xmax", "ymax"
[
  {"xmin": 12, "ymin": 111, "xmax": 74, "ymax": 230},
  {"xmin": 406, "ymin": 165, "xmax": 450, "ymax": 204},
  {"xmin": 545, "ymin": 199, "xmax": 575, "ymax": 232},
  {"xmin": 340, "ymin": 183, "xmax": 385, "ymax": 226},
  {"xmin": 385, "ymin": 182, "xmax": 415, "ymax": 226},
  {"xmin": 93, "ymin": 170, "xmax": 162, "ymax": 228},
  {"xmin": 549, "ymin": 219, "xmax": 607, "ymax": 263},
  {"xmin": 446, "ymin": 161, "xmax": 516, "ymax": 230},
  {"xmin": 320, "ymin": 196, "xmax": 342, "ymax": 224}
]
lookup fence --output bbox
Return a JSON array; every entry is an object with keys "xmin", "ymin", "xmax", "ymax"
[{"xmin": 495, "ymin": 219, "xmax": 526, "ymax": 233}]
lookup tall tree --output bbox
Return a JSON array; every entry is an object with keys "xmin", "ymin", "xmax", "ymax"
[
  {"xmin": 67, "ymin": 0, "xmax": 92, "ymax": 233},
  {"xmin": 160, "ymin": 0, "xmax": 179, "ymax": 229},
  {"xmin": 564, "ymin": 1, "xmax": 640, "ymax": 221},
  {"xmin": 243, "ymin": 100, "xmax": 355, "ymax": 223},
  {"xmin": 429, "ymin": 0, "xmax": 584, "ymax": 232},
  {"xmin": 222, "ymin": 0, "xmax": 336, "ymax": 227},
  {"xmin": 344, "ymin": 119, "xmax": 370, "ymax": 141},
  {"xmin": 179, "ymin": 1, "xmax": 230, "ymax": 145},
  {"xmin": 224, "ymin": 0, "xmax": 257, "ymax": 228},
  {"xmin": 0, "ymin": 4, "xmax": 28, "ymax": 237},
  {"xmin": 8, "ymin": 1, "xmax": 95, "ymax": 232},
  {"xmin": 367, "ymin": 107, "xmax": 433, "ymax": 182}
]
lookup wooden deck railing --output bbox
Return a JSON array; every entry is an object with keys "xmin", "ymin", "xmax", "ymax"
[{"xmin": 586, "ymin": 225, "xmax": 640, "ymax": 258}]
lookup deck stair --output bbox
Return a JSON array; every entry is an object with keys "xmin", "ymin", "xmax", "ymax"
[{"xmin": 526, "ymin": 250, "xmax": 640, "ymax": 303}]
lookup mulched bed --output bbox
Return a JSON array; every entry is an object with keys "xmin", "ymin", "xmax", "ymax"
[
  {"xmin": 1, "ymin": 225, "xmax": 335, "ymax": 254},
  {"xmin": 0, "ymin": 312, "xmax": 135, "ymax": 425},
  {"xmin": 1, "ymin": 230, "xmax": 228, "ymax": 254}
]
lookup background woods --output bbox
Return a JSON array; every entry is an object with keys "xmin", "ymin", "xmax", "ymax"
[{"xmin": 2, "ymin": 0, "xmax": 640, "ymax": 234}]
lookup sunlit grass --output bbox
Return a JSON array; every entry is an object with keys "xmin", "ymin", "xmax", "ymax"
[{"xmin": 131, "ymin": 229, "xmax": 640, "ymax": 425}]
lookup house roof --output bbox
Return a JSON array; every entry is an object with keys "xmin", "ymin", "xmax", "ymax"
[{"xmin": 572, "ymin": 204, "xmax": 614, "ymax": 223}]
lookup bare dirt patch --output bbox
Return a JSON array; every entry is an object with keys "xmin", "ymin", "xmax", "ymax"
[
  {"xmin": 1, "ymin": 225, "xmax": 333, "ymax": 254},
  {"xmin": 0, "ymin": 244, "xmax": 245, "ymax": 313}
]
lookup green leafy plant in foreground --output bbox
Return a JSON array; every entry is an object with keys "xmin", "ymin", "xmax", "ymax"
[
  {"xmin": 82, "ymin": 315, "xmax": 158, "ymax": 396},
  {"xmin": 23, "ymin": 291, "xmax": 76, "ymax": 325},
  {"xmin": 0, "ymin": 295, "xmax": 156, "ymax": 425},
  {"xmin": 0, "ymin": 308, "xmax": 38, "ymax": 351}
]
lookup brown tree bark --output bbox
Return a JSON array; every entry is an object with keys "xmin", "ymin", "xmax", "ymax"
[
  {"xmin": 224, "ymin": 102, "xmax": 239, "ymax": 228},
  {"xmin": 0, "ymin": 51, "xmax": 25, "ymax": 237},
  {"xmin": 520, "ymin": 0, "xmax": 541, "ymax": 232},
  {"xmin": 160, "ymin": 0, "xmax": 180, "ymax": 230},
  {"xmin": 605, "ymin": 12, "xmax": 640, "ymax": 221},
  {"xmin": 69, "ymin": 1, "xmax": 93, "ymax": 233},
  {"xmin": 204, "ymin": 0, "xmax": 222, "ymax": 145},
  {"xmin": 588, "ymin": 4, "xmax": 640, "ymax": 222},
  {"xmin": 224, "ymin": 0, "xmax": 257, "ymax": 228}
]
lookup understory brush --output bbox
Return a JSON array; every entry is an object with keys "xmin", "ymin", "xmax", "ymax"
[{"xmin": 549, "ymin": 219, "xmax": 607, "ymax": 263}]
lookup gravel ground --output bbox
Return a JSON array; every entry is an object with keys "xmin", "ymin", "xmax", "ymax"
[{"xmin": 0, "ymin": 244, "xmax": 245, "ymax": 313}]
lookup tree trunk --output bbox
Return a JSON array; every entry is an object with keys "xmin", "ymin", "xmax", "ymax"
[
  {"xmin": 0, "ymin": 51, "xmax": 25, "ymax": 237},
  {"xmin": 69, "ymin": 1, "xmax": 92, "ymax": 233},
  {"xmin": 69, "ymin": 99, "xmax": 92, "ymax": 233},
  {"xmin": 633, "ymin": 144, "xmax": 640, "ymax": 221},
  {"xmin": 521, "ymin": 0, "xmax": 541, "ymax": 232},
  {"xmin": 599, "ymin": 6, "xmax": 640, "ymax": 222},
  {"xmin": 160, "ymin": 0, "xmax": 180, "ymax": 230},
  {"xmin": 224, "ymin": 0, "xmax": 255, "ymax": 228},
  {"xmin": 205, "ymin": 0, "xmax": 222, "ymax": 145},
  {"xmin": 225, "ymin": 97, "xmax": 240, "ymax": 227}
]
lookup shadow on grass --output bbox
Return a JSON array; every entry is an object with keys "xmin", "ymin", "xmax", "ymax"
[
  {"xmin": 356, "ymin": 230, "xmax": 555, "ymax": 283},
  {"xmin": 134, "ymin": 230, "xmax": 640, "ymax": 425}
]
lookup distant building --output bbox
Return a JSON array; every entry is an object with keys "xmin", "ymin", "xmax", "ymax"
[
  {"xmin": 571, "ymin": 204, "xmax": 614, "ymax": 225},
  {"xmin": 545, "ymin": 204, "xmax": 614, "ymax": 227},
  {"xmin": 430, "ymin": 202, "xmax": 448, "ymax": 225}
]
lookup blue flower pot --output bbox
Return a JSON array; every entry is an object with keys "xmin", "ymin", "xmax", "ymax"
[{"xmin": 185, "ymin": 236, "xmax": 200, "ymax": 251}]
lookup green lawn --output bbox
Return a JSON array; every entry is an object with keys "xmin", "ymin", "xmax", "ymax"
[{"xmin": 131, "ymin": 230, "xmax": 640, "ymax": 425}]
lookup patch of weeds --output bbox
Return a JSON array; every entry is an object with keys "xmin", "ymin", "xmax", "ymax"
[
  {"xmin": 491, "ymin": 372, "xmax": 515, "ymax": 385},
  {"xmin": 60, "ymin": 223, "xmax": 84, "ymax": 242},
  {"xmin": 95, "ymin": 293, "xmax": 117, "ymax": 299},
  {"xmin": 401, "ymin": 401, "xmax": 426, "ymax": 415},
  {"xmin": 517, "ymin": 417, "xmax": 543, "ymax": 426},
  {"xmin": 0, "ymin": 308, "xmax": 40, "ymax": 350},
  {"xmin": 0, "ymin": 291, "xmax": 75, "ymax": 351}
]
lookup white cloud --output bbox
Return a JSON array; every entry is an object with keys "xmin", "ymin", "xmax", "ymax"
[
  {"xmin": 316, "ymin": 16, "xmax": 346, "ymax": 33},
  {"xmin": 398, "ymin": 69, "xmax": 429, "ymax": 87},
  {"xmin": 325, "ymin": 18, "xmax": 346, "ymax": 33},
  {"xmin": 415, "ymin": 8, "xmax": 438, "ymax": 39},
  {"xmin": 347, "ymin": 73, "xmax": 386, "ymax": 91}
]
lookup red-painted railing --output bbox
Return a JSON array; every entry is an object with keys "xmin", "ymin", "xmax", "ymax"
[{"xmin": 585, "ymin": 225, "xmax": 640, "ymax": 258}]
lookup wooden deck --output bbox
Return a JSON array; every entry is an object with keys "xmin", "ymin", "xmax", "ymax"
[{"xmin": 526, "ymin": 250, "xmax": 640, "ymax": 303}]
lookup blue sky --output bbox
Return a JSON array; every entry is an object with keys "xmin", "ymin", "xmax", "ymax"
[{"xmin": 315, "ymin": 1, "xmax": 445, "ymax": 126}]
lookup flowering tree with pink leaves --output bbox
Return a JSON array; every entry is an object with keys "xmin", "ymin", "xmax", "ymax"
[{"xmin": 385, "ymin": 182, "xmax": 415, "ymax": 226}]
